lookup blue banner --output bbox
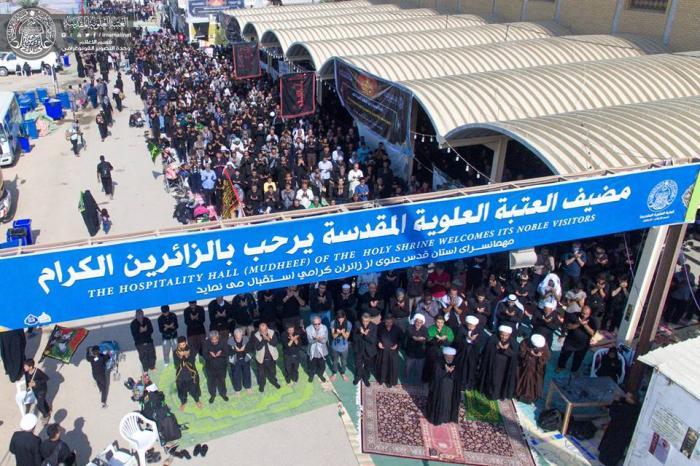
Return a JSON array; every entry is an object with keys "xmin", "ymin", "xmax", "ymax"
[{"xmin": 0, "ymin": 165, "xmax": 697, "ymax": 330}]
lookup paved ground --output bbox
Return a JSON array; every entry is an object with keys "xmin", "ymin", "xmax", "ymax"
[
  {"xmin": 0, "ymin": 307, "xmax": 359, "ymax": 466},
  {"xmin": 0, "ymin": 61, "xmax": 180, "ymax": 246}
]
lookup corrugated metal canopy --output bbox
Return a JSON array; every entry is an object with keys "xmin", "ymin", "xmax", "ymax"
[
  {"xmin": 639, "ymin": 336, "xmax": 700, "ymax": 400},
  {"xmin": 242, "ymin": 9, "xmax": 438, "ymax": 41},
  {"xmin": 287, "ymin": 22, "xmax": 568, "ymax": 73},
  {"xmin": 462, "ymin": 97, "xmax": 700, "ymax": 175},
  {"xmin": 223, "ymin": 0, "xmax": 372, "ymax": 19},
  {"xmin": 235, "ymin": 4, "xmax": 401, "ymax": 34},
  {"xmin": 336, "ymin": 34, "xmax": 666, "ymax": 82},
  {"xmin": 400, "ymin": 54, "xmax": 700, "ymax": 143},
  {"xmin": 263, "ymin": 14, "xmax": 486, "ymax": 50}
]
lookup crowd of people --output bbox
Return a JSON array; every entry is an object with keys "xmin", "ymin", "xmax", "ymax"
[{"xmin": 129, "ymin": 31, "xmax": 417, "ymax": 222}]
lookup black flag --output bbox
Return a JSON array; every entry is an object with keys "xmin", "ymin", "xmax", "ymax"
[
  {"xmin": 279, "ymin": 72, "xmax": 316, "ymax": 118},
  {"xmin": 233, "ymin": 42, "xmax": 260, "ymax": 79}
]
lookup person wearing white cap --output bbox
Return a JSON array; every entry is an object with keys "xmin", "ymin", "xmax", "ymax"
[
  {"xmin": 424, "ymin": 315, "xmax": 454, "ymax": 384},
  {"xmin": 425, "ymin": 346, "xmax": 461, "ymax": 425},
  {"xmin": 531, "ymin": 299, "xmax": 562, "ymax": 348},
  {"xmin": 477, "ymin": 325, "xmax": 518, "ymax": 400},
  {"xmin": 492, "ymin": 294, "xmax": 524, "ymax": 334},
  {"xmin": 455, "ymin": 315, "xmax": 486, "ymax": 391},
  {"xmin": 10, "ymin": 413, "xmax": 41, "ymax": 466},
  {"xmin": 404, "ymin": 313, "xmax": 428, "ymax": 385},
  {"xmin": 515, "ymin": 333, "xmax": 551, "ymax": 404}
]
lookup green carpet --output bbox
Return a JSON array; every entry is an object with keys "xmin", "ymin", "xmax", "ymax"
[
  {"xmin": 154, "ymin": 360, "xmax": 336, "ymax": 447},
  {"xmin": 464, "ymin": 389, "xmax": 502, "ymax": 424}
]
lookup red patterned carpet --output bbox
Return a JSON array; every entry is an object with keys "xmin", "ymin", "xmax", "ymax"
[{"xmin": 361, "ymin": 384, "xmax": 535, "ymax": 466}]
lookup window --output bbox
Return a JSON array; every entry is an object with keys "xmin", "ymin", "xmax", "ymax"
[{"xmin": 629, "ymin": 0, "xmax": 669, "ymax": 12}]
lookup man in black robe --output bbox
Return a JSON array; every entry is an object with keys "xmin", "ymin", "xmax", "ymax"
[
  {"xmin": 281, "ymin": 323, "xmax": 305, "ymax": 384},
  {"xmin": 352, "ymin": 312, "xmax": 377, "ymax": 387},
  {"xmin": 598, "ymin": 392, "xmax": 641, "ymax": 466},
  {"xmin": 203, "ymin": 330, "xmax": 229, "ymax": 403},
  {"xmin": 426, "ymin": 347, "xmax": 461, "ymax": 425},
  {"xmin": 455, "ymin": 315, "xmax": 486, "ymax": 391},
  {"xmin": 375, "ymin": 314, "xmax": 403, "ymax": 388},
  {"xmin": 173, "ymin": 337, "xmax": 203, "ymax": 411},
  {"xmin": 0, "ymin": 328, "xmax": 26, "ymax": 382},
  {"xmin": 478, "ymin": 325, "xmax": 518, "ymax": 400},
  {"xmin": 184, "ymin": 301, "xmax": 207, "ymax": 358},
  {"xmin": 515, "ymin": 334, "xmax": 550, "ymax": 404},
  {"xmin": 86, "ymin": 345, "xmax": 109, "ymax": 407},
  {"xmin": 130, "ymin": 309, "xmax": 156, "ymax": 372},
  {"xmin": 10, "ymin": 413, "xmax": 41, "ymax": 466}
]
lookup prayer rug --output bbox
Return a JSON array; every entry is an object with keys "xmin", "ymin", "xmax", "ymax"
[
  {"xmin": 154, "ymin": 360, "xmax": 336, "ymax": 448},
  {"xmin": 40, "ymin": 325, "xmax": 89, "ymax": 364},
  {"xmin": 361, "ymin": 384, "xmax": 535, "ymax": 466},
  {"xmin": 464, "ymin": 389, "xmax": 502, "ymax": 424}
]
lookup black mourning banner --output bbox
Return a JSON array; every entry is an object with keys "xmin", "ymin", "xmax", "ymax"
[
  {"xmin": 335, "ymin": 61, "xmax": 412, "ymax": 145},
  {"xmin": 233, "ymin": 42, "xmax": 260, "ymax": 79},
  {"xmin": 279, "ymin": 72, "xmax": 316, "ymax": 118}
]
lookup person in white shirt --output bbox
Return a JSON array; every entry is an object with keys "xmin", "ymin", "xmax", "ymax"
[
  {"xmin": 295, "ymin": 179, "xmax": 314, "ymax": 209},
  {"xmin": 318, "ymin": 154, "xmax": 333, "ymax": 182},
  {"xmin": 348, "ymin": 162, "xmax": 363, "ymax": 194},
  {"xmin": 332, "ymin": 146, "xmax": 344, "ymax": 165}
]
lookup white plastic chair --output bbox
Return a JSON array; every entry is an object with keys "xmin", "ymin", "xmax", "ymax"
[
  {"xmin": 590, "ymin": 347, "xmax": 626, "ymax": 385},
  {"xmin": 119, "ymin": 412, "xmax": 159, "ymax": 466}
]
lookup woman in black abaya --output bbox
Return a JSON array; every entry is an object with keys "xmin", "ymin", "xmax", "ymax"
[
  {"xmin": 0, "ymin": 329, "xmax": 26, "ymax": 382},
  {"xmin": 79, "ymin": 190, "xmax": 101, "ymax": 236}
]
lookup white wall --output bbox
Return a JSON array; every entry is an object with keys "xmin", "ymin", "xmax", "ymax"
[{"xmin": 625, "ymin": 370, "xmax": 700, "ymax": 465}]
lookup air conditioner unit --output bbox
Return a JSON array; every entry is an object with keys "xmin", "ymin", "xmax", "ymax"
[{"xmin": 509, "ymin": 249, "xmax": 537, "ymax": 269}]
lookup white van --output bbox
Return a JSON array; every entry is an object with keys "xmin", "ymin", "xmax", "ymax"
[
  {"xmin": 0, "ymin": 51, "xmax": 61, "ymax": 77},
  {"xmin": 0, "ymin": 167, "xmax": 13, "ymax": 223},
  {"xmin": 0, "ymin": 92, "xmax": 22, "ymax": 167}
]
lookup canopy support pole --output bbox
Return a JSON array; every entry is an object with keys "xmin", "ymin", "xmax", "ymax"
[{"xmin": 626, "ymin": 223, "xmax": 686, "ymax": 394}]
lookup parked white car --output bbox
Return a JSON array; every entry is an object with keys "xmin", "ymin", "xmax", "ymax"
[{"xmin": 0, "ymin": 51, "xmax": 62, "ymax": 77}]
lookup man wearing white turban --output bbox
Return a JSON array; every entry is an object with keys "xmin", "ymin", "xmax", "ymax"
[
  {"xmin": 425, "ymin": 347, "xmax": 462, "ymax": 425},
  {"xmin": 477, "ymin": 325, "xmax": 518, "ymax": 400},
  {"xmin": 10, "ymin": 413, "xmax": 41, "ymax": 466},
  {"xmin": 515, "ymin": 334, "xmax": 550, "ymax": 403}
]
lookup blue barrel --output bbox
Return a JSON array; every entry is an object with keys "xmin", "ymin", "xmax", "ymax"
[
  {"xmin": 36, "ymin": 87, "xmax": 48, "ymax": 102},
  {"xmin": 22, "ymin": 91, "xmax": 36, "ymax": 109},
  {"xmin": 62, "ymin": 55, "xmax": 70, "ymax": 67},
  {"xmin": 18, "ymin": 136, "xmax": 31, "ymax": 153},
  {"xmin": 18, "ymin": 95, "xmax": 33, "ymax": 110},
  {"xmin": 56, "ymin": 92, "xmax": 71, "ymax": 110},
  {"xmin": 22, "ymin": 119, "xmax": 38, "ymax": 139},
  {"xmin": 45, "ymin": 99, "xmax": 63, "ymax": 120},
  {"xmin": 12, "ymin": 219, "xmax": 32, "ymax": 245}
]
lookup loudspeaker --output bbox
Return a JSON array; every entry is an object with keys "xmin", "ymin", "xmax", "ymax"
[{"xmin": 509, "ymin": 249, "xmax": 537, "ymax": 269}]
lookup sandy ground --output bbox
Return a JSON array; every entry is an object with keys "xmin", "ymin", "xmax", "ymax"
[{"xmin": 0, "ymin": 61, "xmax": 180, "ymax": 246}]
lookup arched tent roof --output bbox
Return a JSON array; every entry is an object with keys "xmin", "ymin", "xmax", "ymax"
[
  {"xmin": 290, "ymin": 22, "xmax": 568, "ymax": 75},
  {"xmin": 234, "ymin": 4, "xmax": 401, "ymax": 35},
  {"xmin": 398, "ymin": 53, "xmax": 700, "ymax": 143},
  {"xmin": 262, "ymin": 14, "xmax": 487, "ymax": 50},
  {"xmin": 223, "ymin": 0, "xmax": 372, "ymax": 20},
  {"xmin": 335, "ymin": 34, "xmax": 666, "ymax": 82},
  {"xmin": 242, "ymin": 9, "xmax": 438, "ymax": 41},
  {"xmin": 466, "ymin": 97, "xmax": 700, "ymax": 175}
]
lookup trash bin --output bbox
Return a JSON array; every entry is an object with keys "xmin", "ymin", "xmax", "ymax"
[
  {"xmin": 6, "ymin": 228, "xmax": 28, "ymax": 246},
  {"xmin": 45, "ymin": 99, "xmax": 63, "ymax": 120},
  {"xmin": 12, "ymin": 219, "xmax": 32, "ymax": 245},
  {"xmin": 56, "ymin": 91, "xmax": 71, "ymax": 110},
  {"xmin": 18, "ymin": 136, "xmax": 31, "ymax": 153},
  {"xmin": 18, "ymin": 95, "xmax": 33, "ymax": 110},
  {"xmin": 36, "ymin": 87, "xmax": 48, "ymax": 102},
  {"xmin": 22, "ymin": 119, "xmax": 38, "ymax": 139},
  {"xmin": 22, "ymin": 91, "xmax": 36, "ymax": 109},
  {"xmin": 62, "ymin": 55, "xmax": 70, "ymax": 67}
]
